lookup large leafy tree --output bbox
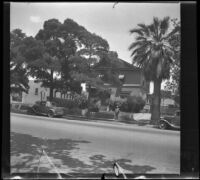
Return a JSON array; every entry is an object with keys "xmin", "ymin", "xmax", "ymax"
[
  {"xmin": 31, "ymin": 18, "xmax": 112, "ymax": 101},
  {"xmin": 16, "ymin": 19, "xmax": 62, "ymax": 101},
  {"xmin": 59, "ymin": 19, "xmax": 111, "ymax": 98},
  {"xmin": 57, "ymin": 18, "xmax": 94, "ymax": 95},
  {"xmin": 27, "ymin": 19, "xmax": 63, "ymax": 100},
  {"xmin": 129, "ymin": 17, "xmax": 180, "ymax": 124},
  {"xmin": 10, "ymin": 29, "xmax": 29, "ymax": 94}
]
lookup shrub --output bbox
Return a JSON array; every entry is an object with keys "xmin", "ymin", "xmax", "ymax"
[
  {"xmin": 52, "ymin": 98, "xmax": 77, "ymax": 109},
  {"xmin": 68, "ymin": 108, "xmax": 82, "ymax": 115},
  {"xmin": 89, "ymin": 105, "xmax": 99, "ymax": 112},
  {"xmin": 119, "ymin": 101, "xmax": 129, "ymax": 112},
  {"xmin": 74, "ymin": 94, "xmax": 88, "ymax": 109},
  {"xmin": 119, "ymin": 96, "xmax": 146, "ymax": 113},
  {"xmin": 126, "ymin": 96, "xmax": 145, "ymax": 113}
]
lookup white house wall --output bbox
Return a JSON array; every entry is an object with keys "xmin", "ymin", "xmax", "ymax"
[{"xmin": 22, "ymin": 80, "xmax": 49, "ymax": 104}]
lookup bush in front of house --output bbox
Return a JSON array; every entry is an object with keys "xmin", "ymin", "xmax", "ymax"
[
  {"xmin": 109, "ymin": 96, "xmax": 146, "ymax": 113},
  {"xmin": 131, "ymin": 96, "xmax": 146, "ymax": 113},
  {"xmin": 67, "ymin": 108, "xmax": 82, "ymax": 116},
  {"xmin": 89, "ymin": 105, "xmax": 99, "ymax": 112},
  {"xmin": 74, "ymin": 94, "xmax": 89, "ymax": 109},
  {"xmin": 52, "ymin": 97, "xmax": 77, "ymax": 109}
]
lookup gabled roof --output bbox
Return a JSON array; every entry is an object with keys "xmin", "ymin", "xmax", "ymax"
[{"xmin": 93, "ymin": 57, "xmax": 141, "ymax": 71}]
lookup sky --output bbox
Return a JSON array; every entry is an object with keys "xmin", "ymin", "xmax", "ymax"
[
  {"xmin": 11, "ymin": 2, "xmax": 180, "ymax": 63},
  {"xmin": 10, "ymin": 2, "xmax": 180, "ymax": 91}
]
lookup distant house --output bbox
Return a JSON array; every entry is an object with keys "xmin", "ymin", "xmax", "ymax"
[
  {"xmin": 10, "ymin": 80, "xmax": 73, "ymax": 104},
  {"xmin": 161, "ymin": 98, "xmax": 175, "ymax": 107},
  {"xmin": 161, "ymin": 90, "xmax": 175, "ymax": 107},
  {"xmin": 93, "ymin": 53, "xmax": 150, "ymax": 101}
]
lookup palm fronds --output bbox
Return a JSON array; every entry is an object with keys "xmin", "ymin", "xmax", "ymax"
[{"xmin": 129, "ymin": 16, "xmax": 180, "ymax": 81}]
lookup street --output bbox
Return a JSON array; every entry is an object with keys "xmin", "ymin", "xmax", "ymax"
[{"xmin": 11, "ymin": 113, "xmax": 180, "ymax": 174}]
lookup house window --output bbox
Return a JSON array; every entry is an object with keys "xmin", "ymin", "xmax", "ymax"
[
  {"xmin": 98, "ymin": 74, "xmax": 104, "ymax": 78},
  {"xmin": 119, "ymin": 74, "xmax": 125, "ymax": 83},
  {"xmin": 118, "ymin": 74, "xmax": 125, "ymax": 79},
  {"xmin": 35, "ymin": 88, "xmax": 38, "ymax": 95}
]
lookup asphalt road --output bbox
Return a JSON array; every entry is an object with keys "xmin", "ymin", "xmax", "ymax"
[{"xmin": 10, "ymin": 113, "xmax": 180, "ymax": 174}]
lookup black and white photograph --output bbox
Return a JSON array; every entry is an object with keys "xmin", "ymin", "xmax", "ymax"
[{"xmin": 10, "ymin": 2, "xmax": 181, "ymax": 179}]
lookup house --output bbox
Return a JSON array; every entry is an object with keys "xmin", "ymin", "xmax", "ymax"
[
  {"xmin": 10, "ymin": 80, "xmax": 73, "ymax": 104},
  {"xmin": 10, "ymin": 52, "xmax": 150, "ymax": 104},
  {"xmin": 11, "ymin": 80, "xmax": 48, "ymax": 104},
  {"xmin": 93, "ymin": 52, "xmax": 150, "ymax": 101}
]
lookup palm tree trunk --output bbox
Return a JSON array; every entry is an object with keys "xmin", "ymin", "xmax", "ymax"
[
  {"xmin": 150, "ymin": 78, "xmax": 162, "ymax": 125},
  {"xmin": 87, "ymin": 84, "xmax": 91, "ymax": 118}
]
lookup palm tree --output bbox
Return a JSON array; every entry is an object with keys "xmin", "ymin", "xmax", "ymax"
[{"xmin": 129, "ymin": 17, "xmax": 180, "ymax": 124}]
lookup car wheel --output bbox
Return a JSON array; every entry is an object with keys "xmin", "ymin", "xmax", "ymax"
[
  {"xmin": 159, "ymin": 121, "xmax": 168, "ymax": 129},
  {"xmin": 47, "ymin": 111, "xmax": 54, "ymax": 118}
]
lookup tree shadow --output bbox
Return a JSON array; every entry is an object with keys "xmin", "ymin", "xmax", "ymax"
[
  {"xmin": 11, "ymin": 132, "xmax": 90, "ymax": 173},
  {"xmin": 88, "ymin": 154, "xmax": 156, "ymax": 174},
  {"xmin": 11, "ymin": 132, "xmax": 156, "ymax": 174}
]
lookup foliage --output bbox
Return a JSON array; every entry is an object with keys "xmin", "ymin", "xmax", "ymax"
[
  {"xmin": 66, "ymin": 108, "xmax": 82, "ymax": 116},
  {"xmin": 11, "ymin": 17, "xmax": 114, "ymax": 102},
  {"xmin": 129, "ymin": 17, "xmax": 180, "ymax": 81},
  {"xmin": 15, "ymin": 18, "xmax": 111, "ymax": 100},
  {"xmin": 108, "ymin": 96, "xmax": 145, "ymax": 113},
  {"xmin": 90, "ymin": 88, "xmax": 111, "ymax": 104},
  {"xmin": 95, "ymin": 51, "xmax": 123, "ymax": 87},
  {"xmin": 164, "ymin": 19, "xmax": 180, "ymax": 105},
  {"xmin": 161, "ymin": 90, "xmax": 172, "ymax": 99},
  {"xmin": 59, "ymin": 18, "xmax": 110, "ymax": 95},
  {"xmin": 129, "ymin": 17, "xmax": 180, "ymax": 122},
  {"xmin": 74, "ymin": 94, "xmax": 89, "ymax": 109},
  {"xmin": 10, "ymin": 29, "xmax": 29, "ymax": 93},
  {"xmin": 52, "ymin": 97, "xmax": 77, "ymax": 109},
  {"xmin": 88, "ymin": 105, "xmax": 99, "ymax": 112},
  {"xmin": 120, "ymin": 96, "xmax": 146, "ymax": 113}
]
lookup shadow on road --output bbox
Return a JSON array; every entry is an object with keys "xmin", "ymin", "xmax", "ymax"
[{"xmin": 11, "ymin": 132, "xmax": 156, "ymax": 174}]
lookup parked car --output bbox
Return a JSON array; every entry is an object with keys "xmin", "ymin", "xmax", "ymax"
[
  {"xmin": 11, "ymin": 103, "xmax": 34, "ymax": 114},
  {"xmin": 31, "ymin": 101, "xmax": 65, "ymax": 118},
  {"xmin": 159, "ymin": 110, "xmax": 180, "ymax": 130}
]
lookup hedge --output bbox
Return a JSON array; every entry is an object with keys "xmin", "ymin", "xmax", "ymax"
[{"xmin": 109, "ymin": 96, "xmax": 146, "ymax": 113}]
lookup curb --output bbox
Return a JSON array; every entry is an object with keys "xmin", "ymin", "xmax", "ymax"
[{"xmin": 11, "ymin": 113, "xmax": 180, "ymax": 136}]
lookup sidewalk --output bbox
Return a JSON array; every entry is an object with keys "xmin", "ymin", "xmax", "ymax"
[
  {"xmin": 11, "ymin": 111, "xmax": 153, "ymax": 127},
  {"xmin": 63, "ymin": 113, "xmax": 152, "ymax": 127}
]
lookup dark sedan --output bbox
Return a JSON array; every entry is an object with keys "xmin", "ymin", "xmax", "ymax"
[
  {"xmin": 159, "ymin": 110, "xmax": 180, "ymax": 130},
  {"xmin": 31, "ymin": 101, "xmax": 65, "ymax": 118}
]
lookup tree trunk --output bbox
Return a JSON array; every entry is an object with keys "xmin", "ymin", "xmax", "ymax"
[
  {"xmin": 87, "ymin": 84, "xmax": 91, "ymax": 118},
  {"xmin": 150, "ymin": 78, "xmax": 162, "ymax": 125},
  {"xmin": 49, "ymin": 70, "xmax": 54, "ymax": 101}
]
